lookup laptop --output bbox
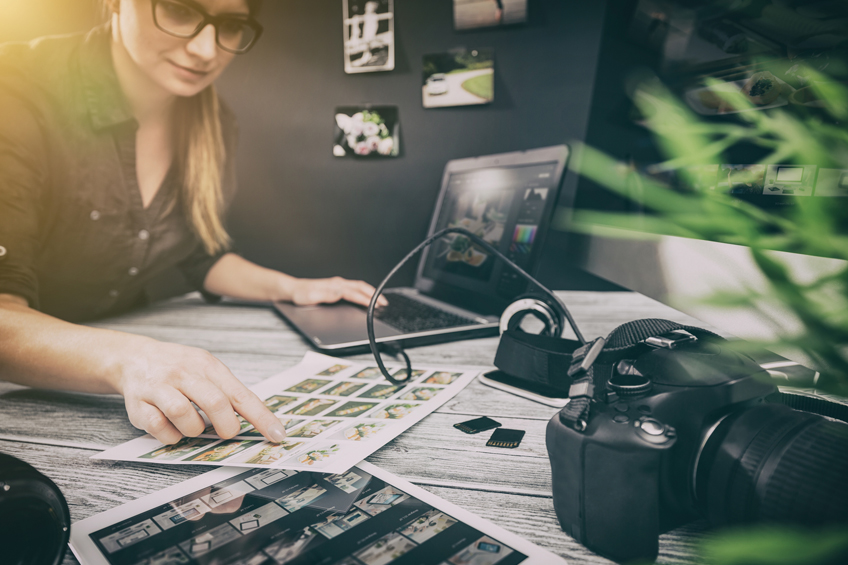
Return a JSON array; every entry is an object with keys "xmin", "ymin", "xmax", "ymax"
[{"xmin": 273, "ymin": 145, "xmax": 570, "ymax": 353}]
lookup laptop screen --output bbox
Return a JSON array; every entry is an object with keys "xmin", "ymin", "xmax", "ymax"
[{"xmin": 420, "ymin": 161, "xmax": 561, "ymax": 301}]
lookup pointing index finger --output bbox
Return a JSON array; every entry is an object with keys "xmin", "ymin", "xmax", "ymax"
[{"xmin": 206, "ymin": 362, "xmax": 287, "ymax": 443}]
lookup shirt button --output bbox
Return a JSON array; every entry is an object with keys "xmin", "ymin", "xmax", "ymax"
[
  {"xmin": 0, "ymin": 246, "xmax": 6, "ymax": 259},
  {"xmin": 128, "ymin": 267, "xmax": 139, "ymax": 276},
  {"xmin": 90, "ymin": 210, "xmax": 100, "ymax": 221},
  {"xmin": 138, "ymin": 229, "xmax": 150, "ymax": 240},
  {"xmin": 109, "ymin": 289, "xmax": 120, "ymax": 298}
]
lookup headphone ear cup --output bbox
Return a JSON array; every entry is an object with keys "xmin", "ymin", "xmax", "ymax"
[{"xmin": 500, "ymin": 293, "xmax": 567, "ymax": 337}]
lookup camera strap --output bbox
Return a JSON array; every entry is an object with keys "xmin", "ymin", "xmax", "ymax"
[
  {"xmin": 495, "ymin": 318, "xmax": 718, "ymax": 391},
  {"xmin": 496, "ymin": 319, "xmax": 725, "ymax": 430}
]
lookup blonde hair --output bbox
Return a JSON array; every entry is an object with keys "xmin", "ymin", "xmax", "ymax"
[
  {"xmin": 172, "ymin": 88, "xmax": 231, "ymax": 255},
  {"xmin": 103, "ymin": 1, "xmax": 231, "ymax": 255}
]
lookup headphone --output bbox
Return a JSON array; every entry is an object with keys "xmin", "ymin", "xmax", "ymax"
[{"xmin": 499, "ymin": 293, "xmax": 568, "ymax": 338}]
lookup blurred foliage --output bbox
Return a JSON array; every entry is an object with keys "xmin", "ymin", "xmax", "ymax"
[
  {"xmin": 569, "ymin": 62, "xmax": 848, "ymax": 399},
  {"xmin": 698, "ymin": 525, "xmax": 848, "ymax": 565}
]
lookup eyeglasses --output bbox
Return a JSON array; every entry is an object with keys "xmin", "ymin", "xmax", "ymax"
[{"xmin": 151, "ymin": 0, "xmax": 263, "ymax": 54}]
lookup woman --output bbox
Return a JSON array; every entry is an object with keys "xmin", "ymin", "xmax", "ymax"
[{"xmin": 0, "ymin": 0, "xmax": 386, "ymax": 446}]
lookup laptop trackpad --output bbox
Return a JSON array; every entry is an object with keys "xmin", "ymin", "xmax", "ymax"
[{"xmin": 275, "ymin": 302, "xmax": 402, "ymax": 345}]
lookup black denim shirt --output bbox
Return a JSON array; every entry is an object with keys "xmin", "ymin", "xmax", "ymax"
[{"xmin": 0, "ymin": 25, "xmax": 237, "ymax": 322}]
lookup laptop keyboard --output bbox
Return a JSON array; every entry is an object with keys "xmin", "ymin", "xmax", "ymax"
[{"xmin": 373, "ymin": 293, "xmax": 481, "ymax": 333}]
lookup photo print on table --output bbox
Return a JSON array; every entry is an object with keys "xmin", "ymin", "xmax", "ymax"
[
  {"xmin": 239, "ymin": 417, "xmax": 305, "ymax": 438},
  {"xmin": 351, "ymin": 367, "xmax": 385, "ymax": 380},
  {"xmin": 326, "ymin": 469, "xmax": 369, "ymax": 493},
  {"xmin": 295, "ymin": 443, "xmax": 342, "ymax": 468},
  {"xmin": 424, "ymin": 371, "xmax": 463, "ymax": 385},
  {"xmin": 370, "ymin": 402, "xmax": 422, "ymax": 419},
  {"xmin": 200, "ymin": 480, "xmax": 255, "ymax": 509},
  {"xmin": 453, "ymin": 0, "xmax": 527, "ymax": 31},
  {"xmin": 330, "ymin": 421, "xmax": 390, "ymax": 441},
  {"xmin": 343, "ymin": 0, "xmax": 394, "ymax": 73},
  {"xmin": 333, "ymin": 106, "xmax": 400, "ymax": 158},
  {"xmin": 353, "ymin": 485, "xmax": 409, "ymax": 516},
  {"xmin": 423, "ymin": 49, "xmax": 494, "ymax": 109},
  {"xmin": 448, "ymin": 535, "xmax": 513, "ymax": 565},
  {"xmin": 285, "ymin": 398, "xmax": 339, "ymax": 417},
  {"xmin": 263, "ymin": 394, "xmax": 299, "ymax": 412},
  {"xmin": 286, "ymin": 378, "xmax": 332, "ymax": 394},
  {"xmin": 400, "ymin": 509, "xmax": 458, "ymax": 543},
  {"xmin": 287, "ymin": 419, "xmax": 342, "ymax": 439},
  {"xmin": 180, "ymin": 523, "xmax": 241, "ymax": 557},
  {"xmin": 359, "ymin": 383, "xmax": 403, "ymax": 399},
  {"xmin": 228, "ymin": 501, "xmax": 289, "ymax": 533},
  {"xmin": 240, "ymin": 440, "xmax": 304, "ymax": 465},
  {"xmin": 317, "ymin": 364, "xmax": 350, "ymax": 376},
  {"xmin": 139, "ymin": 437, "xmax": 216, "ymax": 460},
  {"xmin": 325, "ymin": 401, "xmax": 379, "ymax": 418},
  {"xmin": 311, "ymin": 509, "xmax": 371, "ymax": 538},
  {"xmin": 391, "ymin": 368, "xmax": 426, "ymax": 381},
  {"xmin": 355, "ymin": 531, "xmax": 417, "ymax": 564},
  {"xmin": 263, "ymin": 526, "xmax": 323, "ymax": 562},
  {"xmin": 400, "ymin": 386, "xmax": 443, "ymax": 401},
  {"xmin": 185, "ymin": 440, "xmax": 260, "ymax": 463},
  {"xmin": 277, "ymin": 484, "xmax": 328, "ymax": 513},
  {"xmin": 324, "ymin": 381, "xmax": 369, "ymax": 397}
]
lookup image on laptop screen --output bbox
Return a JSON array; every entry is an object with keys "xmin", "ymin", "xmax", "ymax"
[{"xmin": 421, "ymin": 162, "xmax": 560, "ymax": 299}]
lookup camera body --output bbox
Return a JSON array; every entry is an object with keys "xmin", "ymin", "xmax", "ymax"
[{"xmin": 546, "ymin": 332, "xmax": 776, "ymax": 563}]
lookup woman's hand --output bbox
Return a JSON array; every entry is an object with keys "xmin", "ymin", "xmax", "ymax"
[
  {"xmin": 115, "ymin": 339, "xmax": 287, "ymax": 445},
  {"xmin": 289, "ymin": 276, "xmax": 389, "ymax": 308},
  {"xmin": 203, "ymin": 254, "xmax": 389, "ymax": 308}
]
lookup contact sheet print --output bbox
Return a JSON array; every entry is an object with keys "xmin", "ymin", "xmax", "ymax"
[
  {"xmin": 70, "ymin": 462, "xmax": 566, "ymax": 565},
  {"xmin": 93, "ymin": 352, "xmax": 480, "ymax": 474}
]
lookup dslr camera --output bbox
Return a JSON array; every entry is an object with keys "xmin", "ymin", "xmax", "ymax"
[{"xmin": 543, "ymin": 325, "xmax": 848, "ymax": 563}]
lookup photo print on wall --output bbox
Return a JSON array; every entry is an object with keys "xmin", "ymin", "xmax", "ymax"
[
  {"xmin": 454, "ymin": 0, "xmax": 528, "ymax": 31},
  {"xmin": 334, "ymin": 106, "xmax": 400, "ymax": 158},
  {"xmin": 343, "ymin": 0, "xmax": 395, "ymax": 73},
  {"xmin": 423, "ymin": 49, "xmax": 494, "ymax": 109}
]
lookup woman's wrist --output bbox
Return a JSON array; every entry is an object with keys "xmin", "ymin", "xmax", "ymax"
[
  {"xmin": 99, "ymin": 331, "xmax": 158, "ymax": 396},
  {"xmin": 271, "ymin": 272, "xmax": 301, "ymax": 303}
]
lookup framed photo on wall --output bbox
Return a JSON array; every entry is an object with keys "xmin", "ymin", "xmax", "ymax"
[
  {"xmin": 333, "ymin": 106, "xmax": 400, "ymax": 158},
  {"xmin": 422, "ymin": 49, "xmax": 494, "ymax": 108},
  {"xmin": 454, "ymin": 0, "xmax": 528, "ymax": 31},
  {"xmin": 343, "ymin": 0, "xmax": 395, "ymax": 73}
]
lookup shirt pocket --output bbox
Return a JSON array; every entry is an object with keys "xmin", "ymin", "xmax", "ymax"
[{"xmin": 40, "ymin": 194, "xmax": 133, "ymax": 281}]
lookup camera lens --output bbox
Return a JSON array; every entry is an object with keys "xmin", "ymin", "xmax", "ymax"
[
  {"xmin": 0, "ymin": 453, "xmax": 70, "ymax": 565},
  {"xmin": 695, "ymin": 404, "xmax": 848, "ymax": 527}
]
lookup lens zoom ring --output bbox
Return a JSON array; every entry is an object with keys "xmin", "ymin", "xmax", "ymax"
[
  {"xmin": 727, "ymin": 408, "xmax": 811, "ymax": 521},
  {"xmin": 758, "ymin": 420, "xmax": 848, "ymax": 524}
]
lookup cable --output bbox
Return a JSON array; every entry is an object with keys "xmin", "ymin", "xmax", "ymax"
[{"xmin": 367, "ymin": 227, "xmax": 586, "ymax": 384}]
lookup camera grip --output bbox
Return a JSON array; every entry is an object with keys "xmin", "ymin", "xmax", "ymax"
[
  {"xmin": 582, "ymin": 442, "xmax": 664, "ymax": 563},
  {"xmin": 547, "ymin": 413, "xmax": 674, "ymax": 563}
]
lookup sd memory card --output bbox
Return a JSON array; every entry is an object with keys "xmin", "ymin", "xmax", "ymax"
[
  {"xmin": 454, "ymin": 416, "xmax": 501, "ymax": 434},
  {"xmin": 486, "ymin": 428, "xmax": 525, "ymax": 448}
]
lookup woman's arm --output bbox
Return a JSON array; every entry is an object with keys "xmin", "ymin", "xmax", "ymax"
[
  {"xmin": 0, "ymin": 293, "xmax": 287, "ymax": 445},
  {"xmin": 203, "ymin": 252, "xmax": 388, "ymax": 307}
]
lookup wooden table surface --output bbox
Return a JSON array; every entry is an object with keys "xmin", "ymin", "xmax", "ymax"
[{"xmin": 0, "ymin": 291, "xmax": 722, "ymax": 565}]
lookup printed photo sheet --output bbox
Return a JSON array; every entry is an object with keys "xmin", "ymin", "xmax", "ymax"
[
  {"xmin": 93, "ymin": 352, "xmax": 480, "ymax": 474},
  {"xmin": 70, "ymin": 462, "xmax": 568, "ymax": 565}
]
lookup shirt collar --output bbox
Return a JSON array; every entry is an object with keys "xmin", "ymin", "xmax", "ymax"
[{"xmin": 78, "ymin": 23, "xmax": 135, "ymax": 131}]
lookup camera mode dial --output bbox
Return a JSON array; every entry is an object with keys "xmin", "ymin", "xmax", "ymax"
[{"xmin": 608, "ymin": 360, "xmax": 652, "ymax": 397}]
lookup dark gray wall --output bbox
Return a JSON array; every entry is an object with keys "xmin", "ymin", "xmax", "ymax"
[{"xmin": 217, "ymin": 0, "xmax": 615, "ymax": 288}]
